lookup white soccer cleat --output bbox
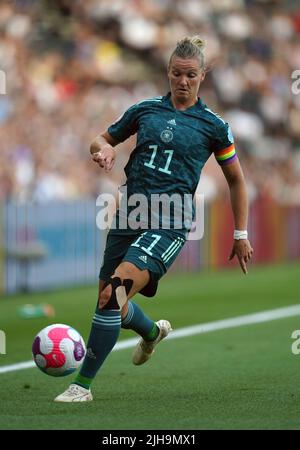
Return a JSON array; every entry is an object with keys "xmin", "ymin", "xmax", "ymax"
[
  {"xmin": 132, "ymin": 320, "xmax": 172, "ymax": 366},
  {"xmin": 54, "ymin": 384, "xmax": 93, "ymax": 402}
]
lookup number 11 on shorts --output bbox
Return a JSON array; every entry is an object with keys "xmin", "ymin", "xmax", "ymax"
[{"xmin": 131, "ymin": 233, "xmax": 162, "ymax": 256}]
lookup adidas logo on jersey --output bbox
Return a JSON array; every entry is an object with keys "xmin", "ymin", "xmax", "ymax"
[
  {"xmin": 138, "ymin": 255, "xmax": 148, "ymax": 263},
  {"xmin": 167, "ymin": 119, "xmax": 177, "ymax": 126}
]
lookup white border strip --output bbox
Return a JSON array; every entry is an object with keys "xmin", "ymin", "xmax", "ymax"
[{"xmin": 1, "ymin": 304, "xmax": 300, "ymax": 374}]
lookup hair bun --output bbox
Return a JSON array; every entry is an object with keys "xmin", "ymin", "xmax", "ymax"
[
  {"xmin": 190, "ymin": 36, "xmax": 205, "ymax": 49},
  {"xmin": 169, "ymin": 35, "xmax": 206, "ymax": 70}
]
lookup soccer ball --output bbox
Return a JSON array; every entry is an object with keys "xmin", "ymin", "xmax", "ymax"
[{"xmin": 32, "ymin": 324, "xmax": 86, "ymax": 377}]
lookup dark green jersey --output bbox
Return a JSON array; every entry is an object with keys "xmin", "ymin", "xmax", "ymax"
[{"xmin": 107, "ymin": 92, "xmax": 237, "ymax": 234}]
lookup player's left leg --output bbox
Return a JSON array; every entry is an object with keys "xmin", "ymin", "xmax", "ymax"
[{"xmin": 120, "ymin": 230, "xmax": 186, "ymax": 365}]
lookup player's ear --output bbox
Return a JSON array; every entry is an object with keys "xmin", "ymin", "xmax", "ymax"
[{"xmin": 200, "ymin": 71, "xmax": 206, "ymax": 82}]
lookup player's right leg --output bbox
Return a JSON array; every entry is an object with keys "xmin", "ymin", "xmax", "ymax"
[{"xmin": 54, "ymin": 260, "xmax": 151, "ymax": 402}]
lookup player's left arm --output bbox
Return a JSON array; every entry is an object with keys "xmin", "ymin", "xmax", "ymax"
[{"xmin": 221, "ymin": 159, "xmax": 254, "ymax": 274}]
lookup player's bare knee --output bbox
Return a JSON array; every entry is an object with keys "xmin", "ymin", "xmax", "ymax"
[
  {"xmin": 114, "ymin": 262, "xmax": 150, "ymax": 285},
  {"xmin": 114, "ymin": 262, "xmax": 136, "ymax": 278}
]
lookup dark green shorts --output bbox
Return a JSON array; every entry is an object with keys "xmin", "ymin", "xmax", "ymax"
[{"xmin": 99, "ymin": 229, "xmax": 186, "ymax": 297}]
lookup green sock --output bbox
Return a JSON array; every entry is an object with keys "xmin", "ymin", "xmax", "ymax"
[
  {"xmin": 121, "ymin": 301, "xmax": 159, "ymax": 341},
  {"xmin": 144, "ymin": 322, "xmax": 159, "ymax": 342},
  {"xmin": 73, "ymin": 373, "xmax": 93, "ymax": 390}
]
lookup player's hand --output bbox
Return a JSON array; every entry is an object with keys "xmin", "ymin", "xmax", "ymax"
[
  {"xmin": 91, "ymin": 145, "xmax": 116, "ymax": 172},
  {"xmin": 228, "ymin": 239, "xmax": 253, "ymax": 274}
]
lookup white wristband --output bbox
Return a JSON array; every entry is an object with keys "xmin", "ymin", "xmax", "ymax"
[{"xmin": 234, "ymin": 230, "xmax": 248, "ymax": 240}]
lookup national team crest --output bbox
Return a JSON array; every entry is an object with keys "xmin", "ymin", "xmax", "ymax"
[{"xmin": 160, "ymin": 128, "xmax": 173, "ymax": 143}]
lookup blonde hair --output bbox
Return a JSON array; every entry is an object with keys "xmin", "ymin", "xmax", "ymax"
[{"xmin": 168, "ymin": 36, "xmax": 205, "ymax": 70}]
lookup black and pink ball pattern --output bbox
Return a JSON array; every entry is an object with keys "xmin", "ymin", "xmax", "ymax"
[{"xmin": 32, "ymin": 324, "xmax": 86, "ymax": 377}]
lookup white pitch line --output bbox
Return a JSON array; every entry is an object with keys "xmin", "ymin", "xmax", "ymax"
[{"xmin": 1, "ymin": 304, "xmax": 300, "ymax": 375}]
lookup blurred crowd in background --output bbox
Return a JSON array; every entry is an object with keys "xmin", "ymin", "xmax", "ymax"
[{"xmin": 0, "ymin": 0, "xmax": 300, "ymax": 205}]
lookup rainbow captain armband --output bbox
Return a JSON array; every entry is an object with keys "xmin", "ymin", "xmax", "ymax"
[{"xmin": 214, "ymin": 144, "xmax": 237, "ymax": 166}]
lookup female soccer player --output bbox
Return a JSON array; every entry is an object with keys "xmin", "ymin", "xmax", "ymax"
[{"xmin": 55, "ymin": 36, "xmax": 253, "ymax": 402}]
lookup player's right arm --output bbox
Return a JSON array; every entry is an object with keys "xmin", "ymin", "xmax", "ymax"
[
  {"xmin": 90, "ymin": 102, "xmax": 139, "ymax": 172},
  {"xmin": 90, "ymin": 131, "xmax": 119, "ymax": 172}
]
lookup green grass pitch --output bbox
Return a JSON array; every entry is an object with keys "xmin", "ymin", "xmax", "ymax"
[{"xmin": 0, "ymin": 262, "xmax": 300, "ymax": 430}]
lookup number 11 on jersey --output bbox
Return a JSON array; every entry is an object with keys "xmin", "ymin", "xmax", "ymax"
[{"xmin": 144, "ymin": 145, "xmax": 174, "ymax": 175}]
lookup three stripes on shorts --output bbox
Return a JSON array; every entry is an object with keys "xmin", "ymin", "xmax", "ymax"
[{"xmin": 161, "ymin": 237, "xmax": 185, "ymax": 263}]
